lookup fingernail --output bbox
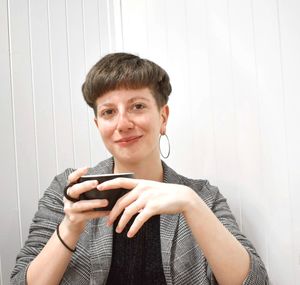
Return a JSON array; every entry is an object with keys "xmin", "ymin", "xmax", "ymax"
[
  {"xmin": 127, "ymin": 231, "xmax": 133, "ymax": 238},
  {"xmin": 116, "ymin": 227, "xmax": 121, "ymax": 233}
]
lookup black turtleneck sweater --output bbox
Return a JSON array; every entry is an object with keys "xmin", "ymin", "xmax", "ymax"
[{"xmin": 106, "ymin": 214, "xmax": 167, "ymax": 285}]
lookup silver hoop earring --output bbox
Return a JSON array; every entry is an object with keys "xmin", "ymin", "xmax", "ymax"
[{"xmin": 159, "ymin": 134, "xmax": 170, "ymax": 159}]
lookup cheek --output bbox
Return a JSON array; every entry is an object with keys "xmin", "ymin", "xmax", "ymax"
[
  {"xmin": 142, "ymin": 116, "xmax": 162, "ymax": 134},
  {"xmin": 97, "ymin": 121, "xmax": 115, "ymax": 139}
]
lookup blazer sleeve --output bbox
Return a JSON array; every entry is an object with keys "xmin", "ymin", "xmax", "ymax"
[
  {"xmin": 10, "ymin": 169, "xmax": 72, "ymax": 285},
  {"xmin": 204, "ymin": 182, "xmax": 269, "ymax": 285}
]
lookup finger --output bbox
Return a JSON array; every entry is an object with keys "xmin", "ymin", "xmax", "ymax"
[
  {"xmin": 127, "ymin": 209, "xmax": 153, "ymax": 238},
  {"xmin": 115, "ymin": 201, "xmax": 144, "ymax": 233},
  {"xmin": 67, "ymin": 180, "xmax": 98, "ymax": 200},
  {"xmin": 67, "ymin": 210, "xmax": 109, "ymax": 223},
  {"xmin": 97, "ymin": 177, "xmax": 139, "ymax": 191},
  {"xmin": 65, "ymin": 199, "xmax": 109, "ymax": 214},
  {"xmin": 107, "ymin": 190, "xmax": 139, "ymax": 226},
  {"xmin": 68, "ymin": 166, "xmax": 89, "ymax": 184}
]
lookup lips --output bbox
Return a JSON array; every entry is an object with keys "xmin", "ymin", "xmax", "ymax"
[{"xmin": 115, "ymin": 135, "xmax": 142, "ymax": 145}]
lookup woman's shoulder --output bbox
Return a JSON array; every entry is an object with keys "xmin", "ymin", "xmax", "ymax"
[
  {"xmin": 162, "ymin": 161, "xmax": 220, "ymax": 207},
  {"xmin": 178, "ymin": 174, "xmax": 220, "ymax": 207}
]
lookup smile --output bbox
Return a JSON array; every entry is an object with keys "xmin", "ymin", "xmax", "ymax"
[{"xmin": 115, "ymin": 135, "xmax": 143, "ymax": 146}]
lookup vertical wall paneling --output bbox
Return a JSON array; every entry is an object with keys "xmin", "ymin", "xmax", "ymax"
[
  {"xmin": 8, "ymin": 0, "xmax": 40, "ymax": 245},
  {"xmin": 1, "ymin": 0, "xmax": 115, "ymax": 282},
  {"xmin": 112, "ymin": 0, "xmax": 123, "ymax": 51},
  {"xmin": 120, "ymin": 0, "xmax": 148, "ymax": 53},
  {"xmin": 118, "ymin": 0, "xmax": 300, "ymax": 283},
  {"xmin": 252, "ymin": 0, "xmax": 293, "ymax": 283},
  {"xmin": 0, "ymin": 256, "xmax": 3, "ymax": 285},
  {"xmin": 29, "ymin": 0, "xmax": 57, "ymax": 194},
  {"xmin": 163, "ymin": 0, "xmax": 193, "ymax": 177},
  {"xmin": 106, "ymin": 0, "xmax": 118, "ymax": 52},
  {"xmin": 83, "ymin": 0, "xmax": 101, "ymax": 70},
  {"xmin": 228, "ymin": 0, "xmax": 268, "ymax": 263},
  {"xmin": 277, "ymin": 0, "xmax": 300, "ymax": 281},
  {"xmin": 185, "ymin": 0, "xmax": 217, "ymax": 183},
  {"xmin": 142, "ymin": 0, "xmax": 168, "ymax": 65},
  {"xmin": 83, "ymin": 0, "xmax": 110, "ymax": 167},
  {"xmin": 65, "ymin": 0, "xmax": 91, "ymax": 168},
  {"xmin": 98, "ymin": 0, "xmax": 112, "ymax": 54},
  {"xmin": 0, "ymin": 0, "xmax": 21, "ymax": 282},
  {"xmin": 48, "ymin": 0, "xmax": 75, "ymax": 172},
  {"xmin": 205, "ymin": 0, "xmax": 241, "ymax": 222}
]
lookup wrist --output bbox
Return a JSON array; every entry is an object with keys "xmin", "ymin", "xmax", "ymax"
[
  {"xmin": 56, "ymin": 223, "xmax": 76, "ymax": 253},
  {"xmin": 59, "ymin": 218, "xmax": 83, "ymax": 244},
  {"xmin": 182, "ymin": 187, "xmax": 206, "ymax": 216}
]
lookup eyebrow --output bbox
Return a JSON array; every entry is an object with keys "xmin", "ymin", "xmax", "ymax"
[
  {"xmin": 127, "ymin": 97, "xmax": 151, "ymax": 103},
  {"xmin": 97, "ymin": 96, "xmax": 151, "ymax": 110},
  {"xmin": 96, "ymin": 103, "xmax": 113, "ymax": 111}
]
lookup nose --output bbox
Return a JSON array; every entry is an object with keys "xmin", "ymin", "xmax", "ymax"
[{"xmin": 116, "ymin": 111, "xmax": 134, "ymax": 132}]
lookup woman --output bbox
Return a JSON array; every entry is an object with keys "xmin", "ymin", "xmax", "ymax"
[{"xmin": 11, "ymin": 53, "xmax": 269, "ymax": 284}]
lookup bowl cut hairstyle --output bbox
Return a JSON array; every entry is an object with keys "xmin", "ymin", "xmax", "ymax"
[{"xmin": 82, "ymin": 52, "xmax": 172, "ymax": 115}]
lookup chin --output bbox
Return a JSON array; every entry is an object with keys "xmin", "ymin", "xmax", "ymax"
[
  {"xmin": 117, "ymin": 156, "xmax": 141, "ymax": 165},
  {"xmin": 113, "ymin": 151, "xmax": 145, "ymax": 165}
]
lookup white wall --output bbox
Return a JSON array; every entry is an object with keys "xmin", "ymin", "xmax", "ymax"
[
  {"xmin": 0, "ymin": 0, "xmax": 114, "ymax": 283},
  {"xmin": 1, "ymin": 0, "xmax": 299, "ymax": 284},
  {"xmin": 118, "ymin": 0, "xmax": 300, "ymax": 284}
]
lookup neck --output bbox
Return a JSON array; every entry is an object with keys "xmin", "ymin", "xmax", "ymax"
[{"xmin": 113, "ymin": 156, "xmax": 164, "ymax": 182}]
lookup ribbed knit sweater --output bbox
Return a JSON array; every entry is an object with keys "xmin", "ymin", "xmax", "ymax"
[{"xmin": 106, "ymin": 214, "xmax": 166, "ymax": 285}]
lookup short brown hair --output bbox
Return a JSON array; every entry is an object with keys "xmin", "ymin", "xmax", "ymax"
[{"xmin": 82, "ymin": 53, "xmax": 172, "ymax": 114}]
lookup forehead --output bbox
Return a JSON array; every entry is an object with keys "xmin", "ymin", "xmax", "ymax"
[{"xmin": 95, "ymin": 88, "xmax": 155, "ymax": 107}]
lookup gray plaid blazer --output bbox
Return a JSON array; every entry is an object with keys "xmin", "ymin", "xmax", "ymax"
[{"xmin": 11, "ymin": 157, "xmax": 269, "ymax": 284}]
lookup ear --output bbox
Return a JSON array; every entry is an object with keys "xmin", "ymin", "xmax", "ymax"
[{"xmin": 160, "ymin": 105, "xmax": 169, "ymax": 134}]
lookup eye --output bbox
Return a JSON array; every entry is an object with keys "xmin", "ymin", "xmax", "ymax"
[
  {"xmin": 100, "ymin": 109, "xmax": 115, "ymax": 118},
  {"xmin": 132, "ymin": 103, "xmax": 146, "ymax": 111}
]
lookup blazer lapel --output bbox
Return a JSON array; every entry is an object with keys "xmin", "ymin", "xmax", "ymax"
[
  {"xmin": 160, "ymin": 162, "xmax": 184, "ymax": 284},
  {"xmin": 88, "ymin": 158, "xmax": 114, "ymax": 284}
]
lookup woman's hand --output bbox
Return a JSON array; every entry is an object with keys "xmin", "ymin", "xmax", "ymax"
[
  {"xmin": 98, "ymin": 178, "xmax": 200, "ymax": 238},
  {"xmin": 62, "ymin": 167, "xmax": 109, "ymax": 235}
]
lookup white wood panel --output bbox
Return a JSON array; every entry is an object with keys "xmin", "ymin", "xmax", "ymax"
[
  {"xmin": 111, "ymin": 0, "xmax": 123, "ymax": 51},
  {"xmin": 98, "ymin": 0, "xmax": 113, "ymax": 54},
  {"xmin": 185, "ymin": 0, "xmax": 217, "ymax": 183},
  {"xmin": 8, "ymin": 0, "xmax": 40, "ymax": 243},
  {"xmin": 120, "ymin": 0, "xmax": 148, "ymax": 53},
  {"xmin": 162, "ymin": 0, "xmax": 194, "ymax": 178},
  {"xmin": 252, "ymin": 0, "xmax": 293, "ymax": 283},
  {"xmin": 84, "ymin": 0, "xmax": 110, "ymax": 166},
  {"xmin": 48, "ymin": 0, "xmax": 75, "ymax": 172},
  {"xmin": 118, "ymin": 0, "xmax": 299, "ymax": 283},
  {"xmin": 1, "ymin": 0, "xmax": 114, "ymax": 282},
  {"xmin": 278, "ymin": 0, "xmax": 300, "ymax": 281},
  {"xmin": 143, "ymin": 0, "xmax": 168, "ymax": 65},
  {"xmin": 0, "ymin": 256, "xmax": 3, "ymax": 285},
  {"xmin": 66, "ymin": 0, "xmax": 91, "ymax": 168},
  {"xmin": 253, "ymin": 1, "xmax": 293, "ymax": 284},
  {"xmin": 0, "ymin": 0, "xmax": 21, "ymax": 282},
  {"xmin": 83, "ymin": 0, "xmax": 101, "ymax": 70},
  {"xmin": 227, "ymin": 0, "xmax": 268, "ymax": 264},
  {"xmin": 205, "ymin": 0, "xmax": 241, "ymax": 222},
  {"xmin": 29, "ymin": 0, "xmax": 57, "ymax": 194}
]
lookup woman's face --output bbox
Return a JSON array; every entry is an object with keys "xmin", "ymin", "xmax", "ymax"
[{"xmin": 94, "ymin": 88, "xmax": 169, "ymax": 165}]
